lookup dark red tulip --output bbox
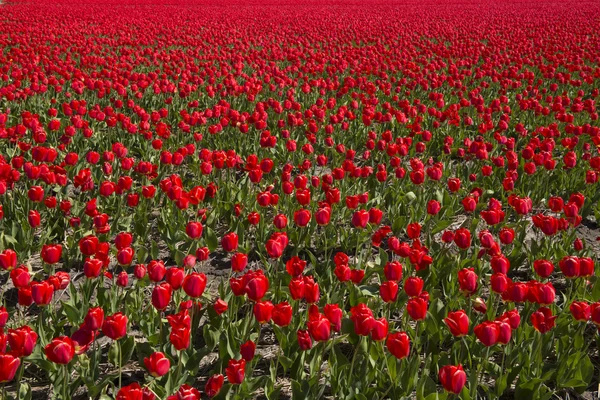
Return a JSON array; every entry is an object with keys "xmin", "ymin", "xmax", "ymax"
[
  {"xmin": 213, "ymin": 299, "xmax": 228, "ymax": 315},
  {"xmin": 453, "ymin": 228, "xmax": 471, "ymax": 249},
  {"xmin": 559, "ymin": 256, "xmax": 580, "ymax": 278},
  {"xmin": 240, "ymin": 340, "xmax": 256, "ymax": 361},
  {"xmin": 351, "ymin": 210, "xmax": 369, "ymax": 228},
  {"xmin": 297, "ymin": 329, "xmax": 313, "ymax": 350}
]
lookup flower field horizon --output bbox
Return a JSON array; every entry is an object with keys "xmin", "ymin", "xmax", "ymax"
[{"xmin": 1, "ymin": 0, "xmax": 600, "ymax": 398}]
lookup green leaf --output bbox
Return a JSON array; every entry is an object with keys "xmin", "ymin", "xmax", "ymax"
[
  {"xmin": 18, "ymin": 382, "xmax": 32, "ymax": 400},
  {"xmin": 205, "ymin": 227, "xmax": 218, "ymax": 251}
]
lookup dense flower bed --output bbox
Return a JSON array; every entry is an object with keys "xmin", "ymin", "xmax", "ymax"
[{"xmin": 0, "ymin": 0, "xmax": 600, "ymax": 398}]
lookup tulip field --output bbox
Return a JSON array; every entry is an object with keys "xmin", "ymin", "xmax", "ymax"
[{"xmin": 1, "ymin": 0, "xmax": 600, "ymax": 398}]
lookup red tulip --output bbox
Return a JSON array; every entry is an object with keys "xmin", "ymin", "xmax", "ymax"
[
  {"xmin": 221, "ymin": 232, "xmax": 239, "ymax": 252},
  {"xmin": 0, "ymin": 353, "xmax": 20, "ymax": 382},
  {"xmin": 297, "ymin": 329, "xmax": 313, "ymax": 350},
  {"xmin": 404, "ymin": 276, "xmax": 424, "ymax": 297},
  {"xmin": 10, "ymin": 266, "xmax": 30, "ymax": 288},
  {"xmin": 308, "ymin": 313, "xmax": 331, "ymax": 342},
  {"xmin": 370, "ymin": 317, "xmax": 389, "ymax": 341},
  {"xmin": 559, "ymin": 256, "xmax": 580, "ymax": 278},
  {"xmin": 152, "ymin": 282, "xmax": 172, "ymax": 311},
  {"xmin": 84, "ymin": 307, "xmax": 105, "ymax": 331},
  {"xmin": 115, "ymin": 232, "xmax": 133, "ymax": 250},
  {"xmin": 102, "ymin": 312, "xmax": 128, "ymax": 340},
  {"xmin": 439, "ymin": 365, "xmax": 467, "ymax": 394},
  {"xmin": 324, "ymin": 304, "xmax": 342, "ymax": 332},
  {"xmin": 28, "ymin": 210, "xmax": 41, "ymax": 228},
  {"xmin": 116, "ymin": 382, "xmax": 144, "ymax": 400},
  {"xmin": 165, "ymin": 267, "xmax": 185, "ymax": 290},
  {"xmin": 407, "ymin": 297, "xmax": 428, "ymax": 321},
  {"xmin": 303, "ymin": 276, "xmax": 320, "ymax": 303},
  {"xmin": 71, "ymin": 326, "xmax": 95, "ymax": 355},
  {"xmin": 205, "ymin": 374, "xmax": 224, "ymax": 398},
  {"xmin": 457, "ymin": 268, "xmax": 478, "ymax": 296},
  {"xmin": 495, "ymin": 319, "xmax": 512, "ymax": 344},
  {"xmin": 570, "ymin": 301, "xmax": 591, "ymax": 322},
  {"xmin": 172, "ymin": 384, "xmax": 199, "ymax": 400},
  {"xmin": 384, "ymin": 261, "xmax": 403, "ymax": 281},
  {"xmin": 31, "ymin": 281, "xmax": 54, "ymax": 306},
  {"xmin": 0, "ymin": 249, "xmax": 17, "ymax": 271},
  {"xmin": 350, "ymin": 304, "xmax": 375, "ymax": 336},
  {"xmin": 225, "ymin": 359, "xmax": 246, "ymax": 384},
  {"xmin": 272, "ymin": 302, "xmax": 293, "ymax": 327},
  {"xmin": 444, "ymin": 310, "xmax": 469, "ymax": 337},
  {"xmin": 148, "ymin": 260, "xmax": 166, "ymax": 282},
  {"xmin": 453, "ymin": 228, "xmax": 471, "ymax": 249},
  {"xmin": 45, "ymin": 336, "xmax": 75, "ymax": 364},
  {"xmin": 0, "ymin": 307, "xmax": 8, "ymax": 328},
  {"xmin": 293, "ymin": 209, "xmax": 311, "ymax": 227},
  {"xmin": 244, "ymin": 270, "xmax": 269, "ymax": 301},
  {"xmin": 386, "ymin": 331, "xmax": 410, "ymax": 359},
  {"xmin": 41, "ymin": 244, "xmax": 62, "ymax": 264},
  {"xmin": 117, "ymin": 247, "xmax": 134, "ymax": 266},
  {"xmin": 352, "ymin": 210, "xmax": 369, "ymax": 228},
  {"xmin": 240, "ymin": 340, "xmax": 256, "ymax": 361},
  {"xmin": 186, "ymin": 221, "xmax": 203, "ymax": 239},
  {"xmin": 285, "ymin": 256, "xmax": 306, "ymax": 277},
  {"xmin": 531, "ymin": 307, "xmax": 557, "ymax": 333},
  {"xmin": 231, "ymin": 253, "xmax": 248, "ymax": 272},
  {"xmin": 144, "ymin": 352, "xmax": 171, "ymax": 377},
  {"xmin": 253, "ymin": 301, "xmax": 274, "ymax": 324},
  {"xmin": 8, "ymin": 326, "xmax": 38, "ymax": 357},
  {"xmin": 380, "ymin": 281, "xmax": 398, "ymax": 303},
  {"xmin": 474, "ymin": 321, "xmax": 499, "ymax": 346},
  {"xmin": 83, "ymin": 258, "xmax": 104, "ymax": 279},
  {"xmin": 183, "ymin": 272, "xmax": 207, "ymax": 298}
]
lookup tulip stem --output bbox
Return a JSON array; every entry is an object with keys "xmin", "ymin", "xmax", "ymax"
[
  {"xmin": 15, "ymin": 360, "xmax": 25, "ymax": 397},
  {"xmin": 63, "ymin": 364, "xmax": 69, "ymax": 400},
  {"xmin": 118, "ymin": 339, "xmax": 122, "ymax": 390}
]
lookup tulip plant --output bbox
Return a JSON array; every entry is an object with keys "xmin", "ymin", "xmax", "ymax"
[{"xmin": 0, "ymin": 0, "xmax": 600, "ymax": 399}]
